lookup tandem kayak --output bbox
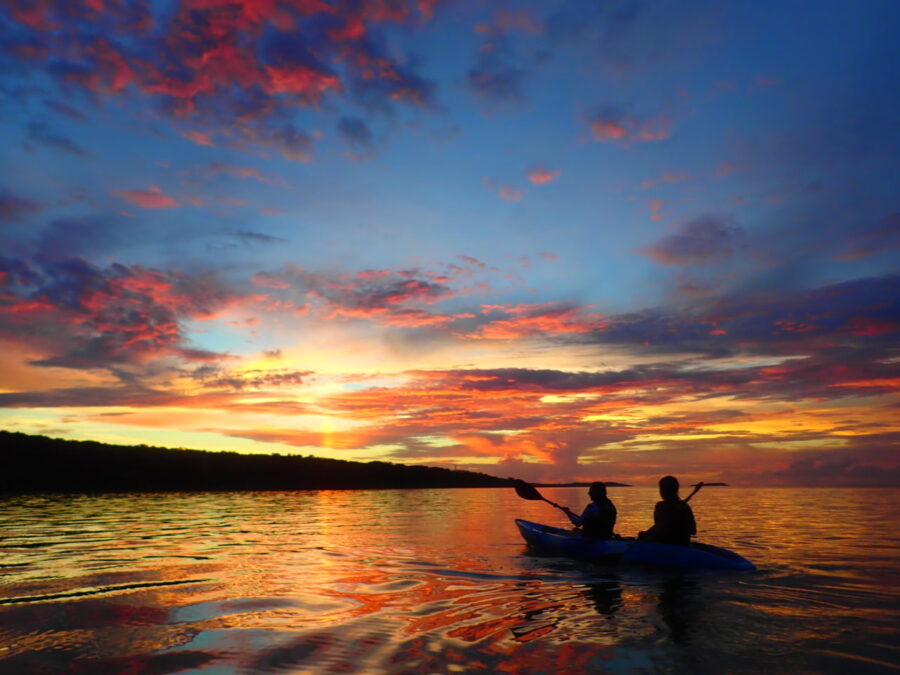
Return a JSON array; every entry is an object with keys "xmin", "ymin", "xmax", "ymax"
[{"xmin": 515, "ymin": 519, "xmax": 755, "ymax": 572}]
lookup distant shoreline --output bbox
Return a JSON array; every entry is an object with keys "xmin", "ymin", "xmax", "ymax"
[
  {"xmin": 1, "ymin": 430, "xmax": 513, "ymax": 493},
  {"xmin": 3, "ymin": 431, "xmax": 894, "ymax": 492}
]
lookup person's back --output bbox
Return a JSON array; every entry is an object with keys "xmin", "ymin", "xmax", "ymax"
[
  {"xmin": 564, "ymin": 481, "xmax": 617, "ymax": 539},
  {"xmin": 639, "ymin": 476, "xmax": 696, "ymax": 546},
  {"xmin": 650, "ymin": 497, "xmax": 695, "ymax": 545},
  {"xmin": 581, "ymin": 497, "xmax": 617, "ymax": 539}
]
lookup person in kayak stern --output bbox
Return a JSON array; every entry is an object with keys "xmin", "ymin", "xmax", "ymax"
[
  {"xmin": 562, "ymin": 481, "xmax": 617, "ymax": 539},
  {"xmin": 638, "ymin": 475, "xmax": 697, "ymax": 545}
]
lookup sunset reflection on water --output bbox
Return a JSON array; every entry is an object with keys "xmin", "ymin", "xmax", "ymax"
[{"xmin": 1, "ymin": 488, "xmax": 898, "ymax": 673}]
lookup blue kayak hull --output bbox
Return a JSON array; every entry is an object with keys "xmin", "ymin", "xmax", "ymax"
[
  {"xmin": 515, "ymin": 519, "xmax": 755, "ymax": 571},
  {"xmin": 515, "ymin": 519, "xmax": 630, "ymax": 560}
]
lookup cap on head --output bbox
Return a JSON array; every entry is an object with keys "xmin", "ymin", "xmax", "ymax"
[
  {"xmin": 589, "ymin": 481, "xmax": 607, "ymax": 499},
  {"xmin": 659, "ymin": 475, "xmax": 679, "ymax": 499}
]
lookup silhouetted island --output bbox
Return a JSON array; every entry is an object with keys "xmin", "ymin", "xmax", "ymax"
[{"xmin": 0, "ymin": 431, "xmax": 514, "ymax": 493}]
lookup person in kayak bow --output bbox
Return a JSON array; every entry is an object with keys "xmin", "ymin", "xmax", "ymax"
[
  {"xmin": 562, "ymin": 481, "xmax": 617, "ymax": 539},
  {"xmin": 638, "ymin": 475, "xmax": 699, "ymax": 546}
]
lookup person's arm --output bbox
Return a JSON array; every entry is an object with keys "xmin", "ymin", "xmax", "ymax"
[{"xmin": 564, "ymin": 504, "xmax": 588, "ymax": 527}]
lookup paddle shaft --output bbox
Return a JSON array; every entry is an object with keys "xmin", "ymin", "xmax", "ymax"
[
  {"xmin": 684, "ymin": 482, "xmax": 704, "ymax": 502},
  {"xmin": 541, "ymin": 496, "xmax": 565, "ymax": 511},
  {"xmin": 513, "ymin": 480, "xmax": 568, "ymax": 513}
]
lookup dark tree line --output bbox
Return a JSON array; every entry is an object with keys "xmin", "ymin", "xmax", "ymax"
[{"xmin": 0, "ymin": 431, "xmax": 513, "ymax": 493}]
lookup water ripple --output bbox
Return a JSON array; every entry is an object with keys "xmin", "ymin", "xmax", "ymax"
[
  {"xmin": 0, "ymin": 578, "xmax": 213, "ymax": 605},
  {"xmin": 1, "ymin": 488, "xmax": 898, "ymax": 674}
]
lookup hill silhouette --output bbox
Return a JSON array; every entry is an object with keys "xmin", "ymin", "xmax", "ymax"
[{"xmin": 0, "ymin": 431, "xmax": 512, "ymax": 493}]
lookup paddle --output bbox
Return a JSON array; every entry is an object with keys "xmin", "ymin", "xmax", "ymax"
[
  {"xmin": 684, "ymin": 481, "xmax": 705, "ymax": 502},
  {"xmin": 512, "ymin": 479, "xmax": 567, "ymax": 513}
]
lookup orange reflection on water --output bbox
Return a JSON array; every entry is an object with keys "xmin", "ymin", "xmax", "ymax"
[{"xmin": 2, "ymin": 489, "xmax": 898, "ymax": 674}]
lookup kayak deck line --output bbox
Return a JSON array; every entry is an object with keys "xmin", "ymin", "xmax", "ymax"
[{"xmin": 515, "ymin": 519, "xmax": 755, "ymax": 572}]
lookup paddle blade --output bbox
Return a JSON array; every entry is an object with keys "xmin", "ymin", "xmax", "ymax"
[{"xmin": 513, "ymin": 479, "xmax": 544, "ymax": 501}]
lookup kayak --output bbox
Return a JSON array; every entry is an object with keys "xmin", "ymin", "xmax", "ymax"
[{"xmin": 515, "ymin": 519, "xmax": 755, "ymax": 572}]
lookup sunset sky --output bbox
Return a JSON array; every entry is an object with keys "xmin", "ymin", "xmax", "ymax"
[{"xmin": 1, "ymin": 0, "xmax": 898, "ymax": 486}]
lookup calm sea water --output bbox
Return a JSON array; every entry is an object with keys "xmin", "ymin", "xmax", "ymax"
[{"xmin": 1, "ymin": 487, "xmax": 898, "ymax": 674}]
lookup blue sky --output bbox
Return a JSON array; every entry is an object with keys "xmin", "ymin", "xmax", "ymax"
[{"xmin": 1, "ymin": 0, "xmax": 898, "ymax": 485}]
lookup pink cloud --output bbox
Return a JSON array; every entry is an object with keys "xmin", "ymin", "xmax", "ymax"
[
  {"xmin": 251, "ymin": 273, "xmax": 292, "ymax": 289},
  {"xmin": 587, "ymin": 109, "xmax": 673, "ymax": 144},
  {"xmin": 183, "ymin": 131, "xmax": 214, "ymax": 146},
  {"xmin": 458, "ymin": 255, "xmax": 488, "ymax": 269},
  {"xmin": 263, "ymin": 64, "xmax": 341, "ymax": 98},
  {"xmin": 0, "ymin": 258, "xmax": 236, "ymax": 369},
  {"xmin": 588, "ymin": 119, "xmax": 628, "ymax": 141},
  {"xmin": 8, "ymin": 0, "xmax": 437, "ymax": 163},
  {"xmin": 469, "ymin": 303, "xmax": 605, "ymax": 339},
  {"xmin": 527, "ymin": 166, "xmax": 561, "ymax": 184},
  {"xmin": 113, "ymin": 186, "xmax": 180, "ymax": 209},
  {"xmin": 499, "ymin": 185, "xmax": 523, "ymax": 202},
  {"xmin": 251, "ymin": 264, "xmax": 462, "ymax": 328},
  {"xmin": 475, "ymin": 8, "xmax": 542, "ymax": 35}
]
